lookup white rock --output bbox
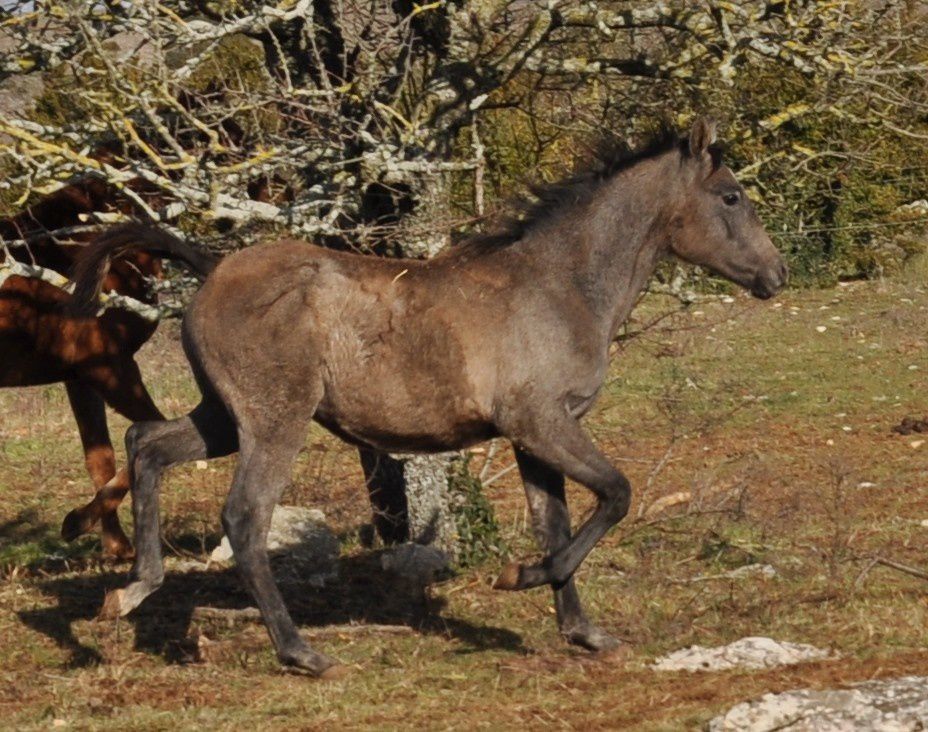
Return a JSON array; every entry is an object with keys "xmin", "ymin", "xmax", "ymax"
[
  {"xmin": 727, "ymin": 564, "xmax": 778, "ymax": 580},
  {"xmin": 709, "ymin": 676, "xmax": 928, "ymax": 731},
  {"xmin": 210, "ymin": 506, "xmax": 338, "ymax": 582},
  {"xmin": 653, "ymin": 637, "xmax": 832, "ymax": 673}
]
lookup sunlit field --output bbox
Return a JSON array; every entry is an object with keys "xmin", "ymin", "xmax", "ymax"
[{"xmin": 2, "ymin": 273, "xmax": 928, "ymax": 729}]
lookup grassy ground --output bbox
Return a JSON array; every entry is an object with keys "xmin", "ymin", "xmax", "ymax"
[{"xmin": 2, "ymin": 272, "xmax": 928, "ymax": 730}]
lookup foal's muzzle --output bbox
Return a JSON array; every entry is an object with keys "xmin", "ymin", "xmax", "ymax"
[{"xmin": 751, "ymin": 259, "xmax": 789, "ymax": 300}]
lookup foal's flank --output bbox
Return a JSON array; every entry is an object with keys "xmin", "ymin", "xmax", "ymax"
[{"xmin": 82, "ymin": 117, "xmax": 786, "ymax": 676}]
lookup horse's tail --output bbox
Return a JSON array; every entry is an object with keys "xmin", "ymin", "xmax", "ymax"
[{"xmin": 69, "ymin": 222, "xmax": 218, "ymax": 317}]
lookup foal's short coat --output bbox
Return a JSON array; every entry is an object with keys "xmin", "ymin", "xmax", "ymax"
[{"xmin": 81, "ymin": 119, "xmax": 787, "ymax": 676}]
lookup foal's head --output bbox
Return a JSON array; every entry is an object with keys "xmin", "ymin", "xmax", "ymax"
[{"xmin": 669, "ymin": 118, "xmax": 787, "ymax": 299}]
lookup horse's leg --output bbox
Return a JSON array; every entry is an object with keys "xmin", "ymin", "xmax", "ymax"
[
  {"xmin": 222, "ymin": 425, "xmax": 342, "ymax": 677},
  {"xmin": 77, "ymin": 358, "xmax": 166, "ymax": 557},
  {"xmin": 101, "ymin": 397, "xmax": 236, "ymax": 619},
  {"xmin": 494, "ymin": 414, "xmax": 630, "ymax": 592},
  {"xmin": 60, "ymin": 381, "xmax": 137, "ymax": 558},
  {"xmin": 358, "ymin": 447, "xmax": 409, "ymax": 545},
  {"xmin": 82, "ymin": 358, "xmax": 165, "ymax": 423},
  {"xmin": 514, "ymin": 448, "xmax": 620, "ymax": 652}
]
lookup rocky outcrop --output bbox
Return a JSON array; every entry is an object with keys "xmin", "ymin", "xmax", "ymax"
[
  {"xmin": 709, "ymin": 676, "xmax": 928, "ymax": 731},
  {"xmin": 653, "ymin": 637, "xmax": 833, "ymax": 672}
]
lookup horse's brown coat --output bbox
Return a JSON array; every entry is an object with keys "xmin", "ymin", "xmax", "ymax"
[{"xmin": 0, "ymin": 180, "xmax": 168, "ymax": 557}]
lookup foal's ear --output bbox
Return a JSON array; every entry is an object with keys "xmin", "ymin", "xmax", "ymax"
[{"xmin": 688, "ymin": 116, "xmax": 718, "ymax": 158}]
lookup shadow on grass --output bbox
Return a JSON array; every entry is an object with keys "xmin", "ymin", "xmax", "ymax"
[
  {"xmin": 17, "ymin": 549, "xmax": 525, "ymax": 669},
  {"xmin": 0, "ymin": 510, "xmax": 103, "ymax": 575}
]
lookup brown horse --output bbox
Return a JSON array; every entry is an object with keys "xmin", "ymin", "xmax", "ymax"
[
  {"xmin": 0, "ymin": 179, "xmax": 213, "ymax": 558},
  {"xmin": 81, "ymin": 119, "xmax": 786, "ymax": 677}
]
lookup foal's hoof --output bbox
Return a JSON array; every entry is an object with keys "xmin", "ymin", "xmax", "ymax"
[
  {"xmin": 99, "ymin": 581, "xmax": 157, "ymax": 619},
  {"xmin": 492, "ymin": 561, "xmax": 523, "ymax": 591},
  {"xmin": 99, "ymin": 589, "xmax": 126, "ymax": 620},
  {"xmin": 493, "ymin": 561, "xmax": 549, "ymax": 591},
  {"xmin": 319, "ymin": 663, "xmax": 350, "ymax": 681},
  {"xmin": 564, "ymin": 623, "xmax": 623, "ymax": 654},
  {"xmin": 280, "ymin": 643, "xmax": 344, "ymax": 679},
  {"xmin": 61, "ymin": 508, "xmax": 94, "ymax": 543}
]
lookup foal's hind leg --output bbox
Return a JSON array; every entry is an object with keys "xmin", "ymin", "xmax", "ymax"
[
  {"xmin": 494, "ymin": 413, "xmax": 630, "ymax": 592},
  {"xmin": 101, "ymin": 399, "xmax": 236, "ymax": 618},
  {"xmin": 514, "ymin": 449, "xmax": 620, "ymax": 652},
  {"xmin": 222, "ymin": 425, "xmax": 342, "ymax": 677},
  {"xmin": 61, "ymin": 381, "xmax": 134, "ymax": 559}
]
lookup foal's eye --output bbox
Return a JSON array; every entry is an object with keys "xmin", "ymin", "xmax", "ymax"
[{"xmin": 722, "ymin": 192, "xmax": 741, "ymax": 207}]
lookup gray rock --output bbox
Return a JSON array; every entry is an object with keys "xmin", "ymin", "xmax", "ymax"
[
  {"xmin": 101, "ymin": 31, "xmax": 157, "ymax": 66},
  {"xmin": 380, "ymin": 543, "xmax": 450, "ymax": 585},
  {"xmin": 210, "ymin": 505, "xmax": 338, "ymax": 584},
  {"xmin": 653, "ymin": 637, "xmax": 833, "ymax": 672},
  {"xmin": 709, "ymin": 676, "xmax": 928, "ymax": 731}
]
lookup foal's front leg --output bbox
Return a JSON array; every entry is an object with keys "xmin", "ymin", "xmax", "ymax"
[
  {"xmin": 514, "ymin": 448, "xmax": 620, "ymax": 652},
  {"xmin": 494, "ymin": 412, "xmax": 631, "ymax": 591}
]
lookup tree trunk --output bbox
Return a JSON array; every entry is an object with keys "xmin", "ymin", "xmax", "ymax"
[{"xmin": 360, "ymin": 449, "xmax": 458, "ymax": 559}]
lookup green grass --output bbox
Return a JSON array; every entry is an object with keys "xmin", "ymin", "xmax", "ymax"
[{"xmin": 2, "ymin": 280, "xmax": 928, "ymax": 729}]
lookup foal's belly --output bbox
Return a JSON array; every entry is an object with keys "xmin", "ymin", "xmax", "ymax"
[
  {"xmin": 313, "ymin": 380, "xmax": 499, "ymax": 453},
  {"xmin": 314, "ymin": 410, "xmax": 499, "ymax": 453}
]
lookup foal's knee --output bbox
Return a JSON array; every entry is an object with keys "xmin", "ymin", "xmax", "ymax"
[
  {"xmin": 125, "ymin": 422, "xmax": 171, "ymax": 479},
  {"xmin": 125, "ymin": 422, "xmax": 155, "ymax": 463}
]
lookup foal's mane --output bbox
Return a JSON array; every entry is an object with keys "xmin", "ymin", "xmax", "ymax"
[{"xmin": 445, "ymin": 130, "xmax": 692, "ymax": 259}]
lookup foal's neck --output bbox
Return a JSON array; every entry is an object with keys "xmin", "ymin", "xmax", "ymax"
[{"xmin": 544, "ymin": 151, "xmax": 680, "ymax": 345}]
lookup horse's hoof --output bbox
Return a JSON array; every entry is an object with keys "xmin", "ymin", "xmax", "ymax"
[
  {"xmin": 61, "ymin": 509, "xmax": 94, "ymax": 543},
  {"xmin": 564, "ymin": 623, "xmax": 623, "ymax": 653},
  {"xmin": 102, "ymin": 539, "xmax": 135, "ymax": 562},
  {"xmin": 493, "ymin": 561, "xmax": 523, "ymax": 591}
]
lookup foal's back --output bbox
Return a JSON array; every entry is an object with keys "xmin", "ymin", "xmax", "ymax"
[{"xmin": 184, "ymin": 239, "xmax": 544, "ymax": 451}]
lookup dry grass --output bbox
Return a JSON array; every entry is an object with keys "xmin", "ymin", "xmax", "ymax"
[{"xmin": 1, "ymin": 276, "xmax": 928, "ymax": 730}]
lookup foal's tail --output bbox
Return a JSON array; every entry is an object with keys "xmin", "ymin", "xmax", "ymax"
[{"xmin": 69, "ymin": 223, "xmax": 218, "ymax": 317}]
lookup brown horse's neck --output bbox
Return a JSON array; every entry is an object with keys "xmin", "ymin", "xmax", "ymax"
[{"xmin": 520, "ymin": 149, "xmax": 681, "ymax": 346}]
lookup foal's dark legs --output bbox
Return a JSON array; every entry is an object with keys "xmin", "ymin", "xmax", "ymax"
[
  {"xmin": 513, "ymin": 449, "xmax": 620, "ymax": 652},
  {"xmin": 495, "ymin": 413, "xmax": 631, "ymax": 591},
  {"xmin": 222, "ymin": 429, "xmax": 341, "ymax": 677},
  {"xmin": 101, "ymin": 398, "xmax": 236, "ymax": 618}
]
